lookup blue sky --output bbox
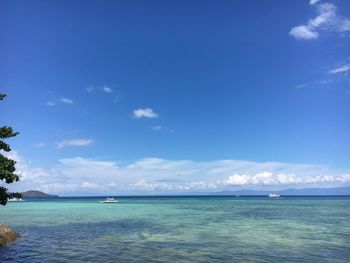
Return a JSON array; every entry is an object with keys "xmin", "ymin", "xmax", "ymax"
[{"xmin": 1, "ymin": 0, "xmax": 350, "ymax": 195}]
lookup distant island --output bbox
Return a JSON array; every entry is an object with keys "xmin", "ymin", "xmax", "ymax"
[{"xmin": 21, "ymin": 190, "xmax": 59, "ymax": 198}]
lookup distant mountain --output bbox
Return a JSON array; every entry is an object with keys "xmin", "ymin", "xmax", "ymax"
[
  {"xmin": 279, "ymin": 186, "xmax": 350, "ymax": 196},
  {"xmin": 21, "ymin": 190, "xmax": 59, "ymax": 198},
  {"xmin": 211, "ymin": 186, "xmax": 350, "ymax": 196}
]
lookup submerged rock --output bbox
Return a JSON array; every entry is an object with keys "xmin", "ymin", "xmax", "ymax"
[{"xmin": 0, "ymin": 224, "xmax": 20, "ymax": 246}]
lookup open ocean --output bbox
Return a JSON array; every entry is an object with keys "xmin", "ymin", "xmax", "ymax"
[{"xmin": 0, "ymin": 196, "xmax": 349, "ymax": 262}]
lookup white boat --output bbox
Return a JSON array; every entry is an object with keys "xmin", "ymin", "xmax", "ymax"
[
  {"xmin": 99, "ymin": 197, "xmax": 118, "ymax": 203},
  {"xmin": 8, "ymin": 198, "xmax": 24, "ymax": 202},
  {"xmin": 268, "ymin": 193, "xmax": 280, "ymax": 198}
]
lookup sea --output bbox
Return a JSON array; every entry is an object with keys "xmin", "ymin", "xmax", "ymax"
[{"xmin": 0, "ymin": 196, "xmax": 349, "ymax": 262}]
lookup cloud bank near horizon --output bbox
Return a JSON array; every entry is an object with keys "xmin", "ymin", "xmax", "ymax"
[{"xmin": 4, "ymin": 151, "xmax": 350, "ymax": 195}]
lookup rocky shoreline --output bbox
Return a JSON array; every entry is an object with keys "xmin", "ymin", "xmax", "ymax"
[{"xmin": 0, "ymin": 224, "xmax": 20, "ymax": 246}]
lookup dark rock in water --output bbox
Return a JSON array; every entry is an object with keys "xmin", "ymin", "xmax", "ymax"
[{"xmin": 0, "ymin": 224, "xmax": 20, "ymax": 246}]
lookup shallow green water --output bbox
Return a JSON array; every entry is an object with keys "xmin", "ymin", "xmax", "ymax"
[{"xmin": 0, "ymin": 196, "xmax": 349, "ymax": 262}]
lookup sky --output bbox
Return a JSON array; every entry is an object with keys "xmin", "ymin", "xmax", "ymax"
[{"xmin": 1, "ymin": 0, "xmax": 350, "ymax": 195}]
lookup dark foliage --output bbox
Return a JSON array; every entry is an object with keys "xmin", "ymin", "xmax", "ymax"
[{"xmin": 0, "ymin": 94, "xmax": 21, "ymax": 205}]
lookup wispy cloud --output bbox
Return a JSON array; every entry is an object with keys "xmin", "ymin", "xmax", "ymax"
[
  {"xmin": 295, "ymin": 78, "xmax": 333, "ymax": 89},
  {"xmin": 60, "ymin": 97, "xmax": 74, "ymax": 104},
  {"xmin": 33, "ymin": 143, "xmax": 46, "ymax": 148},
  {"xmin": 85, "ymin": 85, "xmax": 118, "ymax": 102},
  {"xmin": 46, "ymin": 97, "xmax": 74, "ymax": 106},
  {"xmin": 56, "ymin": 139, "xmax": 93, "ymax": 149},
  {"xmin": 133, "ymin": 108, "xmax": 158, "ymax": 119},
  {"xmin": 152, "ymin": 125, "xmax": 174, "ymax": 134},
  {"xmin": 86, "ymin": 85, "xmax": 94, "ymax": 93},
  {"xmin": 329, "ymin": 64, "xmax": 350, "ymax": 74},
  {"xmin": 46, "ymin": 102, "xmax": 55, "ymax": 107},
  {"xmin": 290, "ymin": 2, "xmax": 350, "ymax": 40},
  {"xmin": 103, "ymin": 86, "xmax": 113, "ymax": 93},
  {"xmin": 85, "ymin": 85, "xmax": 114, "ymax": 94}
]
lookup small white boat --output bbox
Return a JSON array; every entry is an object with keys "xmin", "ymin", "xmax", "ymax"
[
  {"xmin": 99, "ymin": 197, "xmax": 118, "ymax": 203},
  {"xmin": 8, "ymin": 198, "xmax": 24, "ymax": 202},
  {"xmin": 268, "ymin": 193, "xmax": 280, "ymax": 198}
]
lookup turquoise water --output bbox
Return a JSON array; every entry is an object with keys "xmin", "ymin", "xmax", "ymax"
[{"xmin": 0, "ymin": 196, "xmax": 349, "ymax": 262}]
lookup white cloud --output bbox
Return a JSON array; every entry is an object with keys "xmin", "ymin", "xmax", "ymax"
[
  {"xmin": 310, "ymin": 0, "xmax": 321, "ymax": 5},
  {"xmin": 4, "ymin": 152, "xmax": 350, "ymax": 195},
  {"xmin": 329, "ymin": 64, "xmax": 350, "ymax": 74},
  {"xmin": 60, "ymin": 97, "xmax": 74, "ymax": 104},
  {"xmin": 103, "ymin": 86, "xmax": 113, "ymax": 93},
  {"xmin": 226, "ymin": 172, "xmax": 350, "ymax": 187},
  {"xmin": 46, "ymin": 102, "xmax": 55, "ymax": 106},
  {"xmin": 56, "ymin": 139, "xmax": 93, "ymax": 149},
  {"xmin": 134, "ymin": 179, "xmax": 156, "ymax": 190},
  {"xmin": 183, "ymin": 181, "xmax": 217, "ymax": 190},
  {"xmin": 2, "ymin": 152, "xmax": 120, "ymax": 195},
  {"xmin": 290, "ymin": 2, "xmax": 350, "ymax": 40},
  {"xmin": 133, "ymin": 108, "xmax": 158, "ymax": 119},
  {"xmin": 339, "ymin": 19, "xmax": 350, "ymax": 31},
  {"xmin": 58, "ymin": 157, "xmax": 118, "ymax": 179},
  {"xmin": 81, "ymin": 182, "xmax": 100, "ymax": 189},
  {"xmin": 2, "ymin": 151, "xmax": 53, "ymax": 184},
  {"xmin": 132, "ymin": 179, "xmax": 217, "ymax": 191},
  {"xmin": 289, "ymin": 25, "xmax": 318, "ymax": 39}
]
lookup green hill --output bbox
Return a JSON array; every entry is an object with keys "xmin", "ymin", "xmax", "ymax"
[{"xmin": 21, "ymin": 190, "xmax": 59, "ymax": 197}]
